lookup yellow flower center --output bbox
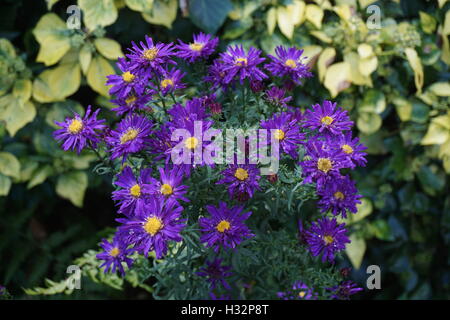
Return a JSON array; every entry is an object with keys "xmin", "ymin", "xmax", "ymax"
[
  {"xmin": 324, "ymin": 235, "xmax": 334, "ymax": 245},
  {"xmin": 109, "ymin": 247, "xmax": 120, "ymax": 257},
  {"xmin": 125, "ymin": 95, "xmax": 137, "ymax": 105},
  {"xmin": 143, "ymin": 216, "xmax": 163, "ymax": 236},
  {"xmin": 298, "ymin": 291, "xmax": 306, "ymax": 298},
  {"xmin": 143, "ymin": 48, "xmax": 158, "ymax": 61},
  {"xmin": 120, "ymin": 128, "xmax": 139, "ymax": 144},
  {"xmin": 190, "ymin": 42, "xmax": 204, "ymax": 51},
  {"xmin": 234, "ymin": 57, "xmax": 248, "ymax": 66},
  {"xmin": 216, "ymin": 220, "xmax": 231, "ymax": 233},
  {"xmin": 234, "ymin": 168, "xmax": 249, "ymax": 181},
  {"xmin": 161, "ymin": 78, "xmax": 174, "ymax": 88},
  {"xmin": 184, "ymin": 136, "xmax": 199, "ymax": 150},
  {"xmin": 273, "ymin": 129, "xmax": 285, "ymax": 141},
  {"xmin": 129, "ymin": 184, "xmax": 141, "ymax": 197},
  {"xmin": 68, "ymin": 119, "xmax": 83, "ymax": 134},
  {"xmin": 317, "ymin": 158, "xmax": 332, "ymax": 173},
  {"xmin": 334, "ymin": 191, "xmax": 345, "ymax": 200},
  {"xmin": 321, "ymin": 116, "xmax": 334, "ymax": 125},
  {"xmin": 122, "ymin": 71, "xmax": 135, "ymax": 83},
  {"xmin": 285, "ymin": 59, "xmax": 297, "ymax": 68},
  {"xmin": 342, "ymin": 144, "xmax": 354, "ymax": 154},
  {"xmin": 160, "ymin": 183, "xmax": 173, "ymax": 196}
]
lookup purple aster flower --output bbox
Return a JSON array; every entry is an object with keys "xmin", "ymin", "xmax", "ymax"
[
  {"xmin": 260, "ymin": 112, "xmax": 304, "ymax": 159},
  {"xmin": 331, "ymin": 132, "xmax": 367, "ymax": 167},
  {"xmin": 286, "ymin": 106, "xmax": 303, "ymax": 123},
  {"xmin": 303, "ymin": 100, "xmax": 353, "ymax": 136},
  {"xmin": 196, "ymin": 258, "xmax": 233, "ymax": 290},
  {"xmin": 96, "ymin": 236, "xmax": 134, "ymax": 276},
  {"xmin": 157, "ymin": 68, "xmax": 186, "ymax": 96},
  {"xmin": 106, "ymin": 115, "xmax": 153, "ymax": 161},
  {"xmin": 317, "ymin": 175, "xmax": 362, "ymax": 218},
  {"xmin": 265, "ymin": 46, "xmax": 312, "ymax": 84},
  {"xmin": 249, "ymin": 80, "xmax": 265, "ymax": 93},
  {"xmin": 265, "ymin": 87, "xmax": 292, "ymax": 106},
  {"xmin": 106, "ymin": 58, "xmax": 146, "ymax": 99},
  {"xmin": 277, "ymin": 281, "xmax": 317, "ymax": 300},
  {"xmin": 218, "ymin": 45, "xmax": 268, "ymax": 84},
  {"xmin": 305, "ymin": 217, "xmax": 350, "ymax": 263},
  {"xmin": 111, "ymin": 166, "xmax": 153, "ymax": 217},
  {"xmin": 176, "ymin": 32, "xmax": 219, "ymax": 63},
  {"xmin": 111, "ymin": 91, "xmax": 153, "ymax": 116},
  {"xmin": 328, "ymin": 281, "xmax": 363, "ymax": 300},
  {"xmin": 126, "ymin": 35, "xmax": 176, "ymax": 74},
  {"xmin": 117, "ymin": 197, "xmax": 186, "ymax": 259},
  {"xmin": 299, "ymin": 139, "xmax": 352, "ymax": 188},
  {"xmin": 204, "ymin": 59, "xmax": 229, "ymax": 89},
  {"xmin": 168, "ymin": 98, "xmax": 209, "ymax": 128},
  {"xmin": 217, "ymin": 164, "xmax": 261, "ymax": 201},
  {"xmin": 143, "ymin": 166, "xmax": 189, "ymax": 203},
  {"xmin": 199, "ymin": 202, "xmax": 254, "ymax": 252},
  {"xmin": 53, "ymin": 105, "xmax": 107, "ymax": 154}
]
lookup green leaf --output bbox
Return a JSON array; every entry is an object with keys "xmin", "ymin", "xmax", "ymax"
[
  {"xmin": 125, "ymin": 0, "xmax": 154, "ymax": 12},
  {"xmin": 56, "ymin": 171, "xmax": 88, "ymax": 207},
  {"xmin": 357, "ymin": 112, "xmax": 382, "ymax": 135},
  {"xmin": 393, "ymin": 97, "xmax": 412, "ymax": 122},
  {"xmin": 0, "ymin": 173, "xmax": 12, "ymax": 196},
  {"xmin": 223, "ymin": 17, "xmax": 253, "ymax": 39},
  {"xmin": 0, "ymin": 95, "xmax": 36, "ymax": 136},
  {"xmin": 142, "ymin": 0, "xmax": 178, "ymax": 29},
  {"xmin": 266, "ymin": 7, "xmax": 277, "ymax": 35},
  {"xmin": 305, "ymin": 4, "xmax": 323, "ymax": 29},
  {"xmin": 79, "ymin": 44, "xmax": 92, "ymax": 75},
  {"xmin": 28, "ymin": 165, "xmax": 54, "ymax": 189},
  {"xmin": 33, "ymin": 13, "xmax": 71, "ymax": 66},
  {"xmin": 359, "ymin": 90, "xmax": 386, "ymax": 114},
  {"xmin": 419, "ymin": 11, "xmax": 437, "ymax": 34},
  {"xmin": 12, "ymin": 79, "xmax": 32, "ymax": 104},
  {"xmin": 188, "ymin": 0, "xmax": 232, "ymax": 34},
  {"xmin": 405, "ymin": 48, "xmax": 424, "ymax": 94},
  {"xmin": 87, "ymin": 55, "xmax": 114, "ymax": 97},
  {"xmin": 47, "ymin": 61, "xmax": 81, "ymax": 101},
  {"xmin": 0, "ymin": 152, "xmax": 21, "ymax": 179},
  {"xmin": 346, "ymin": 234, "xmax": 366, "ymax": 270},
  {"xmin": 324, "ymin": 62, "xmax": 351, "ymax": 97},
  {"xmin": 78, "ymin": 0, "xmax": 118, "ymax": 30},
  {"xmin": 421, "ymin": 115, "xmax": 450, "ymax": 145},
  {"xmin": 94, "ymin": 38, "xmax": 124, "ymax": 60}
]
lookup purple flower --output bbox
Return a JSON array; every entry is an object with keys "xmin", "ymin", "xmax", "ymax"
[
  {"xmin": 317, "ymin": 175, "xmax": 362, "ymax": 218},
  {"xmin": 117, "ymin": 197, "xmax": 186, "ymax": 259},
  {"xmin": 199, "ymin": 202, "xmax": 254, "ymax": 252},
  {"xmin": 106, "ymin": 115, "xmax": 153, "ymax": 160},
  {"xmin": 299, "ymin": 140, "xmax": 352, "ymax": 188},
  {"xmin": 196, "ymin": 258, "xmax": 233, "ymax": 290},
  {"xmin": 106, "ymin": 58, "xmax": 146, "ymax": 99},
  {"xmin": 126, "ymin": 35, "xmax": 176, "ymax": 74},
  {"xmin": 53, "ymin": 105, "xmax": 107, "ymax": 154},
  {"xmin": 217, "ymin": 164, "xmax": 261, "ymax": 201},
  {"xmin": 204, "ymin": 60, "xmax": 228, "ymax": 89},
  {"xmin": 260, "ymin": 112, "xmax": 304, "ymax": 159},
  {"xmin": 265, "ymin": 46, "xmax": 312, "ymax": 84},
  {"xmin": 218, "ymin": 45, "xmax": 268, "ymax": 84},
  {"xmin": 168, "ymin": 98, "xmax": 209, "ymax": 128},
  {"xmin": 209, "ymin": 292, "xmax": 232, "ymax": 300},
  {"xmin": 157, "ymin": 68, "xmax": 186, "ymax": 96},
  {"xmin": 303, "ymin": 100, "xmax": 353, "ymax": 136},
  {"xmin": 265, "ymin": 87, "xmax": 292, "ymax": 106},
  {"xmin": 96, "ymin": 236, "xmax": 134, "ymax": 276},
  {"xmin": 277, "ymin": 281, "xmax": 317, "ymax": 300},
  {"xmin": 286, "ymin": 106, "xmax": 303, "ymax": 123},
  {"xmin": 176, "ymin": 32, "xmax": 218, "ymax": 63},
  {"xmin": 143, "ymin": 166, "xmax": 189, "ymax": 203},
  {"xmin": 328, "ymin": 281, "xmax": 363, "ymax": 300},
  {"xmin": 111, "ymin": 166, "xmax": 153, "ymax": 217},
  {"xmin": 331, "ymin": 132, "xmax": 367, "ymax": 167},
  {"xmin": 305, "ymin": 217, "xmax": 350, "ymax": 263},
  {"xmin": 111, "ymin": 91, "xmax": 153, "ymax": 116}
]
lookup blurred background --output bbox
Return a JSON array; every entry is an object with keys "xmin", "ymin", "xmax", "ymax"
[{"xmin": 0, "ymin": 0, "xmax": 449, "ymax": 299}]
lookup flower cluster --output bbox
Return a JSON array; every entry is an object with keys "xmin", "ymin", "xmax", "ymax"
[{"xmin": 53, "ymin": 33, "xmax": 365, "ymax": 300}]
